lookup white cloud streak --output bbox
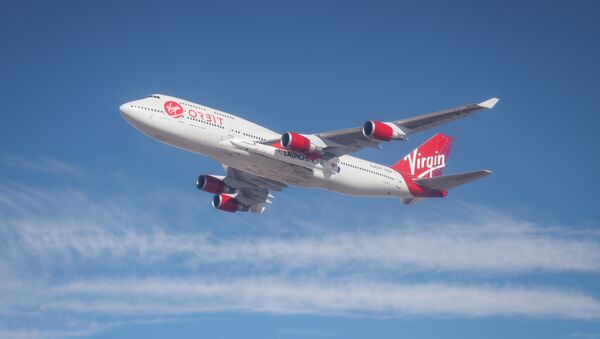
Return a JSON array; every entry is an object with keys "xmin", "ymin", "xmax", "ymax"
[
  {"xmin": 2, "ymin": 193, "xmax": 599, "ymax": 274},
  {"xmin": 44, "ymin": 278, "xmax": 600, "ymax": 319},
  {"xmin": 0, "ymin": 156, "xmax": 84, "ymax": 177},
  {"xmin": 0, "ymin": 327, "xmax": 104, "ymax": 339},
  {"xmin": 6, "ymin": 221, "xmax": 600, "ymax": 274},
  {"xmin": 1, "ymin": 177, "xmax": 600, "ymax": 338}
]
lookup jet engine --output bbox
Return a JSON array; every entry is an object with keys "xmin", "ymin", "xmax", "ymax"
[
  {"xmin": 196, "ymin": 175, "xmax": 234, "ymax": 194},
  {"xmin": 362, "ymin": 120, "xmax": 405, "ymax": 141},
  {"xmin": 280, "ymin": 132, "xmax": 322, "ymax": 153},
  {"xmin": 212, "ymin": 194, "xmax": 244, "ymax": 212}
]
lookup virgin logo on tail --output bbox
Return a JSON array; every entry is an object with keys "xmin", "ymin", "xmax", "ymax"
[
  {"xmin": 164, "ymin": 101, "xmax": 184, "ymax": 118},
  {"xmin": 403, "ymin": 149, "xmax": 446, "ymax": 178},
  {"xmin": 391, "ymin": 133, "xmax": 452, "ymax": 178}
]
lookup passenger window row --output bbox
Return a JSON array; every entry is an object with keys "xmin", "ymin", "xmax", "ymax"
[
  {"xmin": 185, "ymin": 116, "xmax": 225, "ymax": 129},
  {"xmin": 132, "ymin": 105, "xmax": 161, "ymax": 113},
  {"xmin": 232, "ymin": 129, "xmax": 267, "ymax": 141},
  {"xmin": 339, "ymin": 161, "xmax": 395, "ymax": 180}
]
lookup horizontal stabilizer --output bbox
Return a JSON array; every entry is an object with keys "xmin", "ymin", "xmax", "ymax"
[{"xmin": 413, "ymin": 170, "xmax": 492, "ymax": 191}]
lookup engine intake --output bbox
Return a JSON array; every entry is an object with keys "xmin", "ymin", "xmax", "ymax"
[
  {"xmin": 196, "ymin": 175, "xmax": 234, "ymax": 194},
  {"xmin": 212, "ymin": 194, "xmax": 243, "ymax": 212},
  {"xmin": 280, "ymin": 132, "xmax": 322, "ymax": 153},
  {"xmin": 362, "ymin": 120, "xmax": 405, "ymax": 141}
]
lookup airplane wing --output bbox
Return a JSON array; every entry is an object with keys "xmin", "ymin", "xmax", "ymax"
[
  {"xmin": 306, "ymin": 98, "xmax": 498, "ymax": 158},
  {"xmin": 413, "ymin": 170, "xmax": 492, "ymax": 191},
  {"xmin": 221, "ymin": 165, "xmax": 287, "ymax": 213}
]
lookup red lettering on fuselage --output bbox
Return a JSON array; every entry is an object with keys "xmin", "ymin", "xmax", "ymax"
[{"xmin": 187, "ymin": 109, "xmax": 224, "ymax": 126}]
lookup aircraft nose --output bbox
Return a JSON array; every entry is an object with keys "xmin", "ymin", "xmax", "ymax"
[
  {"xmin": 119, "ymin": 101, "xmax": 142, "ymax": 125},
  {"xmin": 119, "ymin": 102, "xmax": 132, "ymax": 119},
  {"xmin": 120, "ymin": 100, "xmax": 152, "ymax": 131}
]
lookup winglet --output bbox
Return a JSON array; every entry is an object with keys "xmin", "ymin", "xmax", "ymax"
[{"xmin": 478, "ymin": 97, "xmax": 499, "ymax": 109}]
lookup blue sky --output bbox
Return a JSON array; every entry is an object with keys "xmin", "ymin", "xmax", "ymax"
[{"xmin": 1, "ymin": 1, "xmax": 600, "ymax": 338}]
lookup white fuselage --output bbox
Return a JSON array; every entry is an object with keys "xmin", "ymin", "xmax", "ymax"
[{"xmin": 120, "ymin": 94, "xmax": 413, "ymax": 198}]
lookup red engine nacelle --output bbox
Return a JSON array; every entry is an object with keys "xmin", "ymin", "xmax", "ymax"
[
  {"xmin": 362, "ymin": 120, "xmax": 405, "ymax": 141},
  {"xmin": 212, "ymin": 194, "xmax": 243, "ymax": 213},
  {"xmin": 196, "ymin": 175, "xmax": 234, "ymax": 194},
  {"xmin": 280, "ymin": 132, "xmax": 322, "ymax": 153}
]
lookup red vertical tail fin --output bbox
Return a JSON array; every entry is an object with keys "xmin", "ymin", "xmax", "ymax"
[{"xmin": 391, "ymin": 133, "xmax": 453, "ymax": 178}]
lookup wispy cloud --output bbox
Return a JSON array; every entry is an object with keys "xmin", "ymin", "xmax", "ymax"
[
  {"xmin": 42, "ymin": 277, "xmax": 600, "ymax": 319},
  {"xmin": 0, "ymin": 326, "xmax": 106, "ymax": 339},
  {"xmin": 568, "ymin": 334, "xmax": 600, "ymax": 338},
  {"xmin": 0, "ymin": 155, "xmax": 84, "ymax": 177},
  {"xmin": 5, "ymin": 220, "xmax": 600, "ymax": 274},
  {"xmin": 1, "ymin": 183, "xmax": 599, "ymax": 274},
  {"xmin": 1, "ymin": 176, "xmax": 599, "ymax": 337}
]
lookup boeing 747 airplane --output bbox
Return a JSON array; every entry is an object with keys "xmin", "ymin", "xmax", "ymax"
[{"xmin": 120, "ymin": 95, "xmax": 498, "ymax": 213}]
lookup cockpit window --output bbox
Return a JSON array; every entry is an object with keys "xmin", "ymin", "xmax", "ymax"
[{"xmin": 145, "ymin": 95, "xmax": 161, "ymax": 99}]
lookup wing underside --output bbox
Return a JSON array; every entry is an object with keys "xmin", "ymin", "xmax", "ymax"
[{"xmin": 222, "ymin": 166, "xmax": 287, "ymax": 213}]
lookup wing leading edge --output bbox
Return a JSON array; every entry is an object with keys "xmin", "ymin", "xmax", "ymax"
[{"xmin": 313, "ymin": 98, "xmax": 499, "ymax": 157}]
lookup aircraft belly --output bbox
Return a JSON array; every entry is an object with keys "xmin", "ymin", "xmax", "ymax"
[
  {"xmin": 323, "ymin": 170, "xmax": 398, "ymax": 196},
  {"xmin": 142, "ymin": 115, "xmax": 225, "ymax": 157},
  {"xmin": 215, "ymin": 149, "xmax": 399, "ymax": 195},
  {"xmin": 218, "ymin": 151, "xmax": 315, "ymax": 186},
  {"xmin": 255, "ymin": 158, "xmax": 314, "ymax": 185}
]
